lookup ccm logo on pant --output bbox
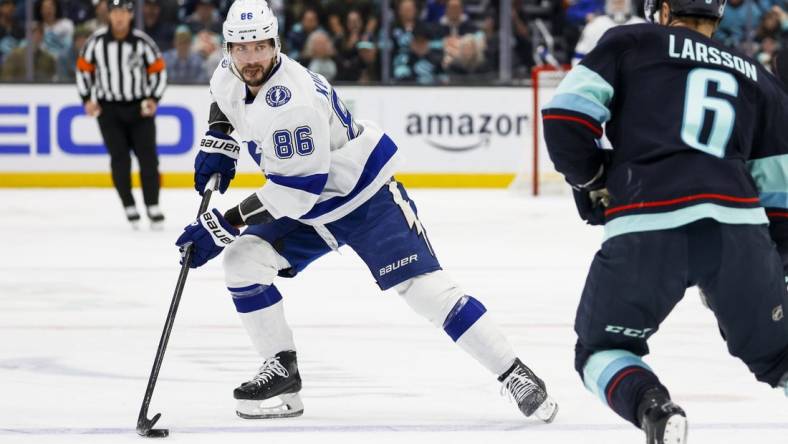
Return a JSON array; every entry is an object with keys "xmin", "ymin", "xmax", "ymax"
[{"xmin": 380, "ymin": 254, "xmax": 418, "ymax": 276}]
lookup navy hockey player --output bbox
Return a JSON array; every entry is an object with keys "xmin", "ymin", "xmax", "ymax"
[
  {"xmin": 542, "ymin": 0, "xmax": 788, "ymax": 442},
  {"xmin": 175, "ymin": 0, "xmax": 558, "ymax": 422}
]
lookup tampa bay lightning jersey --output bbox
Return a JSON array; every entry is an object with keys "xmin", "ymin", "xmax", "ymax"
[
  {"xmin": 210, "ymin": 54, "xmax": 401, "ymax": 224},
  {"xmin": 543, "ymin": 23, "xmax": 788, "ymax": 242}
]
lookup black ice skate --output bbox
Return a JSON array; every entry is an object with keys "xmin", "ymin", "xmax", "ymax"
[
  {"xmin": 146, "ymin": 205, "xmax": 165, "ymax": 231},
  {"xmin": 125, "ymin": 206, "xmax": 141, "ymax": 230},
  {"xmin": 234, "ymin": 350, "xmax": 304, "ymax": 419},
  {"xmin": 638, "ymin": 388, "xmax": 687, "ymax": 444},
  {"xmin": 498, "ymin": 358, "xmax": 558, "ymax": 423}
]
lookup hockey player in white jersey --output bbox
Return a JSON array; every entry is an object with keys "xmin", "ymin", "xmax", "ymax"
[
  {"xmin": 571, "ymin": 0, "xmax": 644, "ymax": 65},
  {"xmin": 175, "ymin": 0, "xmax": 558, "ymax": 423}
]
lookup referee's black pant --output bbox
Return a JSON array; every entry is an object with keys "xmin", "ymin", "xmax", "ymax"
[{"xmin": 97, "ymin": 101, "xmax": 160, "ymax": 208}]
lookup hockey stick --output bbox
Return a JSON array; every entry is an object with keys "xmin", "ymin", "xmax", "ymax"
[{"xmin": 136, "ymin": 173, "xmax": 221, "ymax": 438}]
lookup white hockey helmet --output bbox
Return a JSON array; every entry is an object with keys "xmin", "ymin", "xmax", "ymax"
[{"xmin": 222, "ymin": 0, "xmax": 280, "ymax": 56}]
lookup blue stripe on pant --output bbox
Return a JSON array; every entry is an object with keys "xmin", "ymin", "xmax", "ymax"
[
  {"xmin": 229, "ymin": 284, "xmax": 283, "ymax": 313},
  {"xmin": 442, "ymin": 296, "xmax": 487, "ymax": 342}
]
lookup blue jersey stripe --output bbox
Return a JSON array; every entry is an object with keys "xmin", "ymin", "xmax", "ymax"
[
  {"xmin": 267, "ymin": 173, "xmax": 328, "ymax": 195},
  {"xmin": 300, "ymin": 134, "xmax": 398, "ymax": 220}
]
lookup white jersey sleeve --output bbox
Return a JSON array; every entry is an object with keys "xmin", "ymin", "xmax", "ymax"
[{"xmin": 254, "ymin": 105, "xmax": 332, "ymax": 220}]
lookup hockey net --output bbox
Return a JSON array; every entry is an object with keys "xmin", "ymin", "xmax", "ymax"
[{"xmin": 509, "ymin": 65, "xmax": 569, "ymax": 196}]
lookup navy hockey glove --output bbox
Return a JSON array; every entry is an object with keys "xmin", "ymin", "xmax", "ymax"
[
  {"xmin": 572, "ymin": 187, "xmax": 610, "ymax": 226},
  {"xmin": 194, "ymin": 131, "xmax": 240, "ymax": 195},
  {"xmin": 175, "ymin": 209, "xmax": 240, "ymax": 268}
]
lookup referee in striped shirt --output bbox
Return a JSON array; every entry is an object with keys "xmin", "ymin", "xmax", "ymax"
[{"xmin": 76, "ymin": 0, "xmax": 167, "ymax": 229}]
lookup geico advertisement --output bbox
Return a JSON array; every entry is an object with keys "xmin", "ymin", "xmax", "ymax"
[{"xmin": 0, "ymin": 84, "xmax": 540, "ymax": 174}]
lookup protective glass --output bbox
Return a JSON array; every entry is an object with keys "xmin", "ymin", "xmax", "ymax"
[{"xmin": 229, "ymin": 41, "xmax": 277, "ymax": 65}]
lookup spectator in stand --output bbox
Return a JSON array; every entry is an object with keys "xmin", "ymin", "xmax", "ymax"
[
  {"xmin": 144, "ymin": 0, "xmax": 176, "ymax": 51},
  {"xmin": 356, "ymin": 39, "xmax": 380, "ymax": 83},
  {"xmin": 757, "ymin": 7, "xmax": 788, "ymax": 46},
  {"xmin": 391, "ymin": 0, "xmax": 427, "ymax": 64},
  {"xmin": 36, "ymin": 0, "xmax": 74, "ymax": 61},
  {"xmin": 480, "ymin": 12, "xmax": 499, "ymax": 71},
  {"xmin": 444, "ymin": 33, "xmax": 493, "ymax": 83},
  {"xmin": 186, "ymin": 0, "xmax": 222, "ymax": 34},
  {"xmin": 439, "ymin": 0, "xmax": 478, "ymax": 72},
  {"xmin": 757, "ymin": 36, "xmax": 779, "ymax": 70},
  {"xmin": 335, "ymin": 9, "xmax": 364, "ymax": 80},
  {"xmin": 82, "ymin": 0, "xmax": 108, "ymax": 32},
  {"xmin": 393, "ymin": 23, "xmax": 445, "ymax": 84},
  {"xmin": 324, "ymin": 0, "xmax": 378, "ymax": 38},
  {"xmin": 57, "ymin": 24, "xmax": 90, "ymax": 81},
  {"xmin": 164, "ymin": 26, "xmax": 208, "ymax": 83},
  {"xmin": 286, "ymin": 6, "xmax": 321, "ymax": 61},
  {"xmin": 438, "ymin": 0, "xmax": 477, "ymax": 38},
  {"xmin": 301, "ymin": 30, "xmax": 338, "ymax": 80},
  {"xmin": 0, "ymin": 0, "xmax": 24, "ymax": 62},
  {"xmin": 192, "ymin": 29, "xmax": 222, "ymax": 78},
  {"xmin": 716, "ymin": 0, "xmax": 767, "ymax": 50},
  {"xmin": 1, "ymin": 21, "xmax": 56, "ymax": 81}
]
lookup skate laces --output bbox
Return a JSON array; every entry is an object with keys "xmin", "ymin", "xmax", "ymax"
[
  {"xmin": 500, "ymin": 369, "xmax": 541, "ymax": 405},
  {"xmin": 251, "ymin": 356, "xmax": 289, "ymax": 386}
]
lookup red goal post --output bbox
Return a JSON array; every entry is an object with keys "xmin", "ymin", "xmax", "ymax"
[{"xmin": 528, "ymin": 65, "xmax": 570, "ymax": 196}]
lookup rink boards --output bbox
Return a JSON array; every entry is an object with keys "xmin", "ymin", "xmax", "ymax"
[{"xmin": 0, "ymin": 84, "xmax": 557, "ymax": 188}]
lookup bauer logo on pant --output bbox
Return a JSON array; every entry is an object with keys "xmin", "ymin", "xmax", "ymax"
[{"xmin": 379, "ymin": 254, "xmax": 418, "ymax": 276}]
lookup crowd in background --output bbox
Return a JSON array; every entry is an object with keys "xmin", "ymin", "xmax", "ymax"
[{"xmin": 0, "ymin": 0, "xmax": 786, "ymax": 84}]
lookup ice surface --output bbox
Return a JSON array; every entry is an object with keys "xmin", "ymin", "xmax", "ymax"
[{"xmin": 1, "ymin": 189, "xmax": 785, "ymax": 444}]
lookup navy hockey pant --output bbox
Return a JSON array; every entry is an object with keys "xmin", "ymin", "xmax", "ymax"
[{"xmin": 575, "ymin": 218, "xmax": 788, "ymax": 389}]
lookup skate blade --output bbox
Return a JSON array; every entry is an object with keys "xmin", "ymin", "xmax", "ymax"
[
  {"xmin": 662, "ymin": 414, "xmax": 688, "ymax": 444},
  {"xmin": 534, "ymin": 395, "xmax": 558, "ymax": 423},
  {"xmin": 236, "ymin": 393, "xmax": 304, "ymax": 419}
]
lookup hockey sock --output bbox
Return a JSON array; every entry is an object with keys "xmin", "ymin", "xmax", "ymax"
[
  {"xmin": 443, "ymin": 296, "xmax": 517, "ymax": 376},
  {"xmin": 229, "ymin": 284, "xmax": 296, "ymax": 358},
  {"xmin": 583, "ymin": 349, "xmax": 667, "ymax": 426}
]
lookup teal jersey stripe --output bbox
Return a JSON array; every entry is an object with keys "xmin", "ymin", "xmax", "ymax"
[
  {"xmin": 749, "ymin": 154, "xmax": 788, "ymax": 208},
  {"xmin": 583, "ymin": 350, "xmax": 652, "ymax": 403},
  {"xmin": 544, "ymin": 93, "xmax": 611, "ymax": 124},
  {"xmin": 549, "ymin": 65, "xmax": 614, "ymax": 120},
  {"xmin": 604, "ymin": 203, "xmax": 768, "ymax": 241}
]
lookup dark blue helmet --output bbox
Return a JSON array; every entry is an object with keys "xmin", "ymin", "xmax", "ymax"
[{"xmin": 644, "ymin": 0, "xmax": 726, "ymax": 23}]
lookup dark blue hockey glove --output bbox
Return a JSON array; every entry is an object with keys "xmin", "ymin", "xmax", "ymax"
[
  {"xmin": 194, "ymin": 131, "xmax": 240, "ymax": 195},
  {"xmin": 176, "ymin": 209, "xmax": 240, "ymax": 268},
  {"xmin": 572, "ymin": 188, "xmax": 609, "ymax": 226}
]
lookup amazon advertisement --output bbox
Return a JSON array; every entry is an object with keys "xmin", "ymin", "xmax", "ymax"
[{"xmin": 0, "ymin": 84, "xmax": 552, "ymax": 187}]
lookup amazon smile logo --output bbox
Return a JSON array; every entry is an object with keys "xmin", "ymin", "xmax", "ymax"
[{"xmin": 405, "ymin": 113, "xmax": 529, "ymax": 152}]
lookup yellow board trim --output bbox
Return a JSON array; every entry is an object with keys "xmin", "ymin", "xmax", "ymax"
[{"xmin": 0, "ymin": 172, "xmax": 517, "ymax": 188}]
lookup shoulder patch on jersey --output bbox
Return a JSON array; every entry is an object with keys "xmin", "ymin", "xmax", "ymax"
[
  {"xmin": 266, "ymin": 85, "xmax": 292, "ymax": 107},
  {"xmin": 221, "ymin": 57, "xmax": 230, "ymax": 69}
]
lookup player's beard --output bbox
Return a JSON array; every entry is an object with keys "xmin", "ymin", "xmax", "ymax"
[{"xmin": 241, "ymin": 63, "xmax": 268, "ymax": 87}]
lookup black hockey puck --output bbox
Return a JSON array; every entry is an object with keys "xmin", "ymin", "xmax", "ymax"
[{"xmin": 143, "ymin": 429, "xmax": 169, "ymax": 438}]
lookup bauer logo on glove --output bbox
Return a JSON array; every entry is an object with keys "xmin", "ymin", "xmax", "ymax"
[{"xmin": 175, "ymin": 209, "xmax": 240, "ymax": 268}]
